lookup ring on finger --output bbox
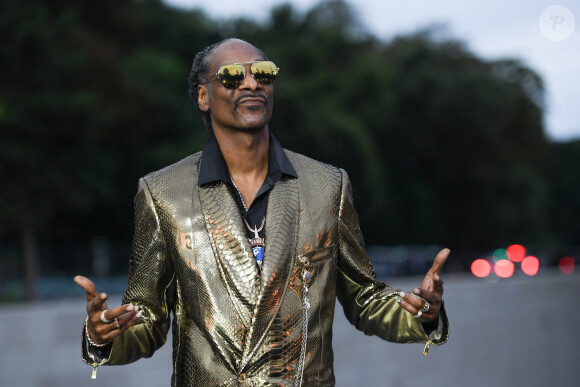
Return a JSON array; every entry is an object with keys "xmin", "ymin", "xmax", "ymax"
[
  {"xmin": 413, "ymin": 310, "xmax": 423, "ymax": 319},
  {"xmin": 114, "ymin": 318, "xmax": 121, "ymax": 329},
  {"xmin": 100, "ymin": 310, "xmax": 112, "ymax": 324},
  {"xmin": 422, "ymin": 300, "xmax": 430, "ymax": 313}
]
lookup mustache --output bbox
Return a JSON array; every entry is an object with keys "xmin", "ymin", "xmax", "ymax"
[{"xmin": 234, "ymin": 94, "xmax": 268, "ymax": 110}]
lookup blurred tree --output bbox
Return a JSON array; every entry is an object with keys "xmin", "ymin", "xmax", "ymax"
[
  {"xmin": 547, "ymin": 140, "xmax": 580, "ymax": 247},
  {"xmin": 1, "ymin": 0, "xmax": 574, "ymax": 300},
  {"xmin": 0, "ymin": 0, "xmax": 109, "ymax": 298},
  {"xmin": 372, "ymin": 33, "xmax": 549, "ymax": 249},
  {"xmin": 0, "ymin": 0, "xmax": 215, "ymax": 297},
  {"xmin": 234, "ymin": 2, "xmax": 550, "ymax": 250}
]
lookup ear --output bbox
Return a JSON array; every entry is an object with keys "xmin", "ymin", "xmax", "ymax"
[{"xmin": 198, "ymin": 84, "xmax": 210, "ymax": 112}]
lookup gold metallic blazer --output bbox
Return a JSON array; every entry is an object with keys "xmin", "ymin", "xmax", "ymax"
[{"xmin": 82, "ymin": 150, "xmax": 448, "ymax": 386}]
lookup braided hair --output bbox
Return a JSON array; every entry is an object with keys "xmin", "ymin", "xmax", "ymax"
[
  {"xmin": 187, "ymin": 38, "xmax": 268, "ymax": 131},
  {"xmin": 187, "ymin": 39, "xmax": 227, "ymax": 131}
]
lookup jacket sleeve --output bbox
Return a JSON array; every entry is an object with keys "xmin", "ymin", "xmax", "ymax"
[
  {"xmin": 82, "ymin": 177, "xmax": 176, "ymax": 366},
  {"xmin": 335, "ymin": 169, "xmax": 449, "ymax": 348}
]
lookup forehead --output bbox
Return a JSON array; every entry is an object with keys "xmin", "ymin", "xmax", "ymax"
[{"xmin": 210, "ymin": 41, "xmax": 265, "ymax": 70}]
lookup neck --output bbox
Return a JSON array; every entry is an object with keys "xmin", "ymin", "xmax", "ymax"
[
  {"xmin": 213, "ymin": 126, "xmax": 269, "ymax": 178},
  {"xmin": 214, "ymin": 126, "xmax": 270, "ymax": 208},
  {"xmin": 213, "ymin": 126, "xmax": 269, "ymax": 208}
]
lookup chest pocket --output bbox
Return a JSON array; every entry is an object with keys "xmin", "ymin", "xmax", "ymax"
[
  {"xmin": 299, "ymin": 244, "xmax": 336, "ymax": 265},
  {"xmin": 296, "ymin": 244, "xmax": 337, "ymax": 287}
]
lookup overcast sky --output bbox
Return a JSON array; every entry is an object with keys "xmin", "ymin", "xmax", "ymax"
[{"xmin": 164, "ymin": 0, "xmax": 579, "ymax": 141}]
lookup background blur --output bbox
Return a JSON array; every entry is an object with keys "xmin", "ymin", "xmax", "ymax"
[{"xmin": 0, "ymin": 0, "xmax": 579, "ymax": 385}]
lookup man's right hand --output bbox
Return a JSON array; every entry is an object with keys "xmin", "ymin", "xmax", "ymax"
[{"xmin": 74, "ymin": 275, "xmax": 142, "ymax": 345}]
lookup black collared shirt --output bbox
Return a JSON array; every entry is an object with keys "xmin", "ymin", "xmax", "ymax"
[{"xmin": 197, "ymin": 132, "xmax": 297, "ymax": 257}]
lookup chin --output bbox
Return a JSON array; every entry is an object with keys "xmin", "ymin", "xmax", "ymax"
[
  {"xmin": 239, "ymin": 123, "xmax": 268, "ymax": 133},
  {"xmin": 240, "ymin": 115, "xmax": 270, "ymax": 130}
]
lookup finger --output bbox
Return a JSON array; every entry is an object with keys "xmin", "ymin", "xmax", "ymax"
[
  {"xmin": 107, "ymin": 304, "xmax": 140, "ymax": 321},
  {"xmin": 89, "ymin": 292, "xmax": 109, "ymax": 314},
  {"xmin": 396, "ymin": 292, "xmax": 437, "ymax": 321},
  {"xmin": 97, "ymin": 309, "xmax": 143, "ymax": 342},
  {"xmin": 115, "ymin": 306, "xmax": 142, "ymax": 327},
  {"xmin": 432, "ymin": 275, "xmax": 444, "ymax": 294},
  {"xmin": 398, "ymin": 291, "xmax": 425, "ymax": 311},
  {"xmin": 412, "ymin": 288, "xmax": 439, "ymax": 305},
  {"xmin": 411, "ymin": 288, "xmax": 441, "ymax": 317},
  {"xmin": 428, "ymin": 248, "xmax": 450, "ymax": 276},
  {"xmin": 89, "ymin": 304, "xmax": 141, "ymax": 342},
  {"xmin": 421, "ymin": 276, "xmax": 443, "ymax": 295},
  {"xmin": 74, "ymin": 275, "xmax": 98, "ymax": 302},
  {"xmin": 95, "ymin": 301, "xmax": 134, "ymax": 326},
  {"xmin": 98, "ymin": 305, "xmax": 113, "ymax": 324},
  {"xmin": 396, "ymin": 293, "xmax": 415, "ymax": 315},
  {"xmin": 421, "ymin": 275, "xmax": 434, "ymax": 292}
]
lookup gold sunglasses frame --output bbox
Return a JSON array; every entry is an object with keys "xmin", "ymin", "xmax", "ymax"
[{"xmin": 212, "ymin": 61, "xmax": 280, "ymax": 89}]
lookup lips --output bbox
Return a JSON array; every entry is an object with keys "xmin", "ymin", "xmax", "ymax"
[
  {"xmin": 235, "ymin": 94, "xmax": 267, "ymax": 109},
  {"xmin": 240, "ymin": 97, "xmax": 265, "ymax": 104}
]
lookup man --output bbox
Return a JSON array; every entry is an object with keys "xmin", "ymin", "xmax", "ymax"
[{"xmin": 75, "ymin": 38, "xmax": 449, "ymax": 386}]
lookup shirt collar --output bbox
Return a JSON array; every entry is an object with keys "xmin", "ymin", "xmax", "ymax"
[{"xmin": 197, "ymin": 132, "xmax": 297, "ymax": 187}]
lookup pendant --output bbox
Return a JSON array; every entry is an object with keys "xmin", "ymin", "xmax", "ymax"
[
  {"xmin": 244, "ymin": 217, "xmax": 266, "ymax": 269},
  {"xmin": 253, "ymin": 246, "xmax": 264, "ymax": 269}
]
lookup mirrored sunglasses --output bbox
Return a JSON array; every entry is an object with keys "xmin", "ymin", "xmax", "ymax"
[{"xmin": 213, "ymin": 61, "xmax": 279, "ymax": 89}]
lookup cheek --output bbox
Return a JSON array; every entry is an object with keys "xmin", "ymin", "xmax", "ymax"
[
  {"xmin": 208, "ymin": 93, "xmax": 232, "ymax": 112},
  {"xmin": 267, "ymin": 97, "xmax": 274, "ymax": 115}
]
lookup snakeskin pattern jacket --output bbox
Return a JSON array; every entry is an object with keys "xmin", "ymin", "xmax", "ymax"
[{"xmin": 82, "ymin": 150, "xmax": 449, "ymax": 386}]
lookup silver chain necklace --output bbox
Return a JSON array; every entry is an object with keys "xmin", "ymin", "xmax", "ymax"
[
  {"xmin": 230, "ymin": 176, "xmax": 248, "ymax": 212},
  {"xmin": 230, "ymin": 176, "xmax": 266, "ymax": 269}
]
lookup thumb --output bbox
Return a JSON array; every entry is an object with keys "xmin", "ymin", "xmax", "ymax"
[
  {"xmin": 421, "ymin": 275, "xmax": 434, "ymax": 292},
  {"xmin": 428, "ymin": 248, "xmax": 450, "ymax": 276},
  {"xmin": 74, "ymin": 275, "xmax": 98, "ymax": 303}
]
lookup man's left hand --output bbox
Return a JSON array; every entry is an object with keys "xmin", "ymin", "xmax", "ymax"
[{"xmin": 397, "ymin": 248, "xmax": 449, "ymax": 323}]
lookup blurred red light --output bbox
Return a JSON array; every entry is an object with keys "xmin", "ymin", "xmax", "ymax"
[
  {"xmin": 521, "ymin": 256, "xmax": 539, "ymax": 276},
  {"xmin": 471, "ymin": 259, "xmax": 492, "ymax": 278},
  {"xmin": 507, "ymin": 244, "xmax": 526, "ymax": 262},
  {"xmin": 494, "ymin": 259, "xmax": 515, "ymax": 278},
  {"xmin": 559, "ymin": 256, "xmax": 575, "ymax": 274}
]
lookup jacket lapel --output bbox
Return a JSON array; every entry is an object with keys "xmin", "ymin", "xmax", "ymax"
[
  {"xmin": 241, "ymin": 176, "xmax": 300, "ymax": 367},
  {"xmin": 199, "ymin": 181, "xmax": 260, "ymax": 327}
]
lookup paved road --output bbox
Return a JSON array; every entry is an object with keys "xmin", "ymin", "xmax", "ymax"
[{"xmin": 1, "ymin": 270, "xmax": 578, "ymax": 386}]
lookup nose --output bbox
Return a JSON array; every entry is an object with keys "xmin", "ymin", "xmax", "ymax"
[{"xmin": 238, "ymin": 66, "xmax": 261, "ymax": 91}]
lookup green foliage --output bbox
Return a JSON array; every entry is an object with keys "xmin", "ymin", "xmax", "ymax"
[
  {"xmin": 0, "ymin": 0, "xmax": 576, "ymax": 284},
  {"xmin": 547, "ymin": 140, "xmax": 580, "ymax": 246}
]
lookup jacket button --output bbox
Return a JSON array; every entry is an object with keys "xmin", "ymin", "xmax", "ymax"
[{"xmin": 238, "ymin": 373, "xmax": 247, "ymax": 384}]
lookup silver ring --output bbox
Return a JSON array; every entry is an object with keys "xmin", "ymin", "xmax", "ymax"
[
  {"xmin": 100, "ymin": 310, "xmax": 112, "ymax": 324},
  {"xmin": 114, "ymin": 318, "xmax": 120, "ymax": 329},
  {"xmin": 413, "ymin": 310, "xmax": 423, "ymax": 319},
  {"xmin": 422, "ymin": 301, "xmax": 430, "ymax": 313}
]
